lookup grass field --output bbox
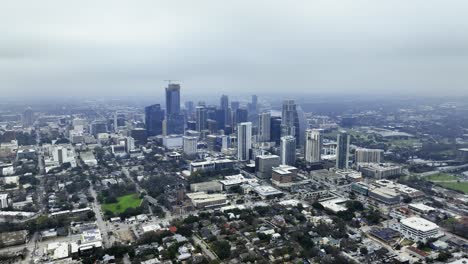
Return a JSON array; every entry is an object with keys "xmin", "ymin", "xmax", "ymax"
[
  {"xmin": 437, "ymin": 182, "xmax": 468, "ymax": 194},
  {"xmin": 426, "ymin": 173, "xmax": 458, "ymax": 182},
  {"xmin": 102, "ymin": 193, "xmax": 142, "ymax": 214}
]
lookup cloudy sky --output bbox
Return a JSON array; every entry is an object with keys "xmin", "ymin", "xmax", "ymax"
[{"xmin": 1, "ymin": 0, "xmax": 468, "ymax": 98}]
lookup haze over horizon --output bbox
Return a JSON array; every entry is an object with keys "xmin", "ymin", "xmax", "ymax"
[{"xmin": 1, "ymin": 0, "xmax": 468, "ymax": 97}]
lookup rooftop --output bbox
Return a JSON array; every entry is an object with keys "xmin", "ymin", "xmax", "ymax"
[{"xmin": 401, "ymin": 217, "xmax": 439, "ymax": 232}]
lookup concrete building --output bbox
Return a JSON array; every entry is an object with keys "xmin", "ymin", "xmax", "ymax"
[
  {"xmin": 255, "ymin": 155, "xmax": 280, "ymax": 179},
  {"xmin": 237, "ymin": 122, "xmax": 252, "ymax": 161},
  {"xmin": 0, "ymin": 193, "xmax": 9, "ymax": 209},
  {"xmin": 189, "ymin": 159, "xmax": 235, "ymax": 174},
  {"xmin": 186, "ymin": 192, "xmax": 227, "ymax": 208},
  {"xmin": 281, "ymin": 100, "xmax": 300, "ymax": 144},
  {"xmin": 258, "ymin": 112, "xmax": 271, "ymax": 142},
  {"xmin": 145, "ymin": 104, "xmax": 165, "ymax": 137},
  {"xmin": 183, "ymin": 136, "xmax": 198, "ymax": 155},
  {"xmin": 359, "ymin": 163, "xmax": 403, "ymax": 179},
  {"xmin": 280, "ymin": 135, "xmax": 296, "ymax": 166},
  {"xmin": 162, "ymin": 135, "xmax": 183, "ymax": 149},
  {"xmin": 336, "ymin": 131, "xmax": 350, "ymax": 169},
  {"xmin": 400, "ymin": 217, "xmax": 440, "ymax": 242},
  {"xmin": 305, "ymin": 129, "xmax": 322, "ymax": 163},
  {"xmin": 369, "ymin": 187, "xmax": 401, "ymax": 204},
  {"xmin": 271, "ymin": 165, "xmax": 297, "ymax": 185},
  {"xmin": 190, "ymin": 181, "xmax": 223, "ymax": 193},
  {"xmin": 196, "ymin": 106, "xmax": 207, "ymax": 132},
  {"xmin": 355, "ymin": 148, "xmax": 383, "ymax": 164}
]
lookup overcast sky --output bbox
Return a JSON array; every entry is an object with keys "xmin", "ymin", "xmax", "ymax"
[{"xmin": 1, "ymin": 0, "xmax": 468, "ymax": 98}]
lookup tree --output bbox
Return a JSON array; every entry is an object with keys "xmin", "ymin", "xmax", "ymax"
[
  {"xmin": 360, "ymin": 247, "xmax": 368, "ymax": 255},
  {"xmin": 212, "ymin": 240, "xmax": 231, "ymax": 260}
]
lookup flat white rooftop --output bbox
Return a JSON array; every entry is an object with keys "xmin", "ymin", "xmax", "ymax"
[{"xmin": 401, "ymin": 217, "xmax": 439, "ymax": 232}]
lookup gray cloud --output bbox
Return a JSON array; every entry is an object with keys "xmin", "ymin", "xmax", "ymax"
[{"xmin": 1, "ymin": 0, "xmax": 468, "ymax": 97}]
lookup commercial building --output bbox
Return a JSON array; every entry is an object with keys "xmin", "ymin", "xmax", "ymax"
[
  {"xmin": 255, "ymin": 154, "xmax": 280, "ymax": 179},
  {"xmin": 145, "ymin": 104, "xmax": 165, "ymax": 137},
  {"xmin": 190, "ymin": 181, "xmax": 223, "ymax": 193},
  {"xmin": 162, "ymin": 135, "xmax": 183, "ymax": 149},
  {"xmin": 258, "ymin": 112, "xmax": 271, "ymax": 142},
  {"xmin": 0, "ymin": 193, "xmax": 9, "ymax": 209},
  {"xmin": 359, "ymin": 163, "xmax": 403, "ymax": 179},
  {"xmin": 186, "ymin": 192, "xmax": 227, "ymax": 208},
  {"xmin": 320, "ymin": 198, "xmax": 349, "ymax": 213},
  {"xmin": 457, "ymin": 148, "xmax": 468, "ymax": 162},
  {"xmin": 219, "ymin": 174, "xmax": 258, "ymax": 189},
  {"xmin": 305, "ymin": 129, "xmax": 322, "ymax": 163},
  {"xmin": 271, "ymin": 165, "xmax": 298, "ymax": 185},
  {"xmin": 183, "ymin": 136, "xmax": 198, "ymax": 155},
  {"xmin": 408, "ymin": 203, "xmax": 436, "ymax": 214},
  {"xmin": 369, "ymin": 187, "xmax": 401, "ymax": 205},
  {"xmin": 400, "ymin": 217, "xmax": 440, "ymax": 242},
  {"xmin": 281, "ymin": 100, "xmax": 300, "ymax": 144},
  {"xmin": 0, "ymin": 230, "xmax": 28, "ymax": 248},
  {"xmin": 354, "ymin": 148, "xmax": 383, "ymax": 164},
  {"xmin": 237, "ymin": 122, "xmax": 252, "ymax": 161},
  {"xmin": 351, "ymin": 182, "xmax": 370, "ymax": 196},
  {"xmin": 336, "ymin": 131, "xmax": 350, "ymax": 169},
  {"xmin": 189, "ymin": 159, "xmax": 235, "ymax": 174},
  {"xmin": 252, "ymin": 185, "xmax": 283, "ymax": 199},
  {"xmin": 270, "ymin": 116, "xmax": 282, "ymax": 145},
  {"xmin": 196, "ymin": 106, "xmax": 207, "ymax": 132},
  {"xmin": 165, "ymin": 83, "xmax": 185, "ymax": 134},
  {"xmin": 280, "ymin": 135, "xmax": 296, "ymax": 166}
]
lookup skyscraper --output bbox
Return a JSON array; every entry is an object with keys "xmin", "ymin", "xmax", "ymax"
[
  {"xmin": 165, "ymin": 83, "xmax": 184, "ymax": 134},
  {"xmin": 183, "ymin": 136, "xmax": 198, "ymax": 155},
  {"xmin": 305, "ymin": 129, "xmax": 322, "ymax": 163},
  {"xmin": 22, "ymin": 107, "xmax": 34, "ymax": 127},
  {"xmin": 145, "ymin": 104, "xmax": 165, "ymax": 136},
  {"xmin": 230, "ymin": 101, "xmax": 240, "ymax": 112},
  {"xmin": 196, "ymin": 106, "xmax": 207, "ymax": 132},
  {"xmin": 237, "ymin": 122, "xmax": 252, "ymax": 161},
  {"xmin": 251, "ymin": 95, "xmax": 258, "ymax": 113},
  {"xmin": 336, "ymin": 131, "xmax": 350, "ymax": 169},
  {"xmin": 258, "ymin": 112, "xmax": 271, "ymax": 142},
  {"xmin": 280, "ymin": 135, "xmax": 296, "ymax": 166},
  {"xmin": 235, "ymin": 108, "xmax": 248, "ymax": 125},
  {"xmin": 220, "ymin": 95, "xmax": 231, "ymax": 129},
  {"xmin": 165, "ymin": 83, "xmax": 181, "ymax": 115},
  {"xmin": 281, "ymin": 99, "xmax": 300, "ymax": 145},
  {"xmin": 270, "ymin": 116, "xmax": 282, "ymax": 145}
]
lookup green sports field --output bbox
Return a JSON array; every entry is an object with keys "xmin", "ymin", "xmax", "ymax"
[
  {"xmin": 437, "ymin": 182, "xmax": 468, "ymax": 194},
  {"xmin": 101, "ymin": 193, "xmax": 142, "ymax": 214},
  {"xmin": 426, "ymin": 173, "xmax": 458, "ymax": 182}
]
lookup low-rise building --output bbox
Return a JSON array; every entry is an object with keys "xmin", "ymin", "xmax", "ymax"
[
  {"xmin": 400, "ymin": 217, "xmax": 440, "ymax": 242},
  {"xmin": 186, "ymin": 192, "xmax": 227, "ymax": 208},
  {"xmin": 369, "ymin": 187, "xmax": 401, "ymax": 204},
  {"xmin": 190, "ymin": 181, "xmax": 223, "ymax": 193}
]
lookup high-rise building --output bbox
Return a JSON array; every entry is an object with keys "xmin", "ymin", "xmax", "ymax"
[
  {"xmin": 145, "ymin": 104, "xmax": 165, "ymax": 136},
  {"xmin": 196, "ymin": 106, "xmax": 207, "ymax": 132},
  {"xmin": 336, "ymin": 131, "xmax": 350, "ymax": 169},
  {"xmin": 90, "ymin": 120, "xmax": 107, "ymax": 136},
  {"xmin": 185, "ymin": 101, "xmax": 195, "ymax": 115},
  {"xmin": 270, "ymin": 116, "xmax": 282, "ymax": 145},
  {"xmin": 165, "ymin": 83, "xmax": 184, "ymax": 134},
  {"xmin": 251, "ymin": 95, "xmax": 258, "ymax": 113},
  {"xmin": 22, "ymin": 107, "xmax": 34, "ymax": 127},
  {"xmin": 255, "ymin": 155, "xmax": 280, "ymax": 179},
  {"xmin": 114, "ymin": 112, "xmax": 126, "ymax": 131},
  {"xmin": 355, "ymin": 148, "xmax": 383, "ymax": 164},
  {"xmin": 235, "ymin": 108, "xmax": 248, "ymax": 125},
  {"xmin": 237, "ymin": 122, "xmax": 252, "ymax": 161},
  {"xmin": 165, "ymin": 83, "xmax": 181, "ymax": 115},
  {"xmin": 214, "ymin": 109, "xmax": 226, "ymax": 130},
  {"xmin": 183, "ymin": 136, "xmax": 198, "ymax": 155},
  {"xmin": 220, "ymin": 94, "xmax": 230, "ymax": 129},
  {"xmin": 280, "ymin": 135, "xmax": 296, "ymax": 166},
  {"xmin": 231, "ymin": 101, "xmax": 240, "ymax": 112},
  {"xmin": 281, "ymin": 100, "xmax": 300, "ymax": 144},
  {"xmin": 305, "ymin": 129, "xmax": 322, "ymax": 163},
  {"xmin": 258, "ymin": 112, "xmax": 271, "ymax": 142}
]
